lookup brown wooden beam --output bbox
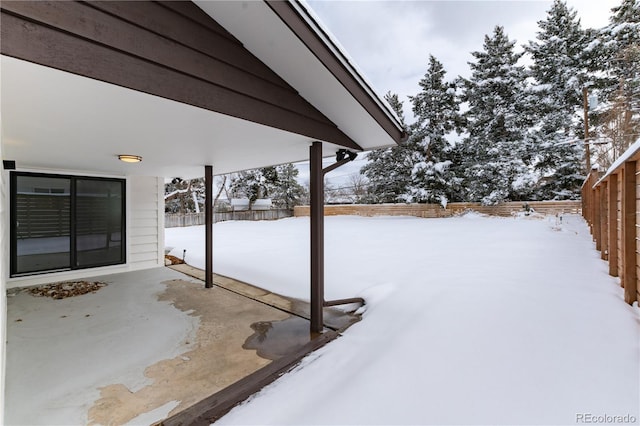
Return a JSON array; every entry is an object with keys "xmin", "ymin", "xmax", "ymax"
[
  {"xmin": 622, "ymin": 162, "xmax": 637, "ymax": 304},
  {"xmin": 608, "ymin": 174, "xmax": 619, "ymax": 276},
  {"xmin": 310, "ymin": 142, "xmax": 324, "ymax": 333},
  {"xmin": 205, "ymin": 165, "xmax": 213, "ymax": 288}
]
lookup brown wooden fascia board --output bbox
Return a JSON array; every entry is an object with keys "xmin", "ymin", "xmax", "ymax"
[
  {"xmin": 158, "ymin": 0, "xmax": 241, "ymax": 44},
  {"xmin": 89, "ymin": 1, "xmax": 290, "ymax": 90},
  {"xmin": 0, "ymin": 1, "xmax": 362, "ymax": 150},
  {"xmin": 266, "ymin": 0, "xmax": 405, "ymax": 145},
  {"xmin": 2, "ymin": 1, "xmax": 323, "ymax": 122}
]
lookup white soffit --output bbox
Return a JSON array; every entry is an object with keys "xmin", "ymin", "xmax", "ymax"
[
  {"xmin": 1, "ymin": 55, "xmax": 344, "ymax": 179},
  {"xmin": 194, "ymin": 0, "xmax": 398, "ymax": 151}
]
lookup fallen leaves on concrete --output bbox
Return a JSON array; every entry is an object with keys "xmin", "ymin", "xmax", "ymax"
[
  {"xmin": 28, "ymin": 281, "xmax": 108, "ymax": 299},
  {"xmin": 164, "ymin": 255, "xmax": 185, "ymax": 265}
]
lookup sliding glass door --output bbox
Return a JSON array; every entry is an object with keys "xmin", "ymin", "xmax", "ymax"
[
  {"xmin": 12, "ymin": 175, "xmax": 71, "ymax": 274},
  {"xmin": 11, "ymin": 173, "xmax": 125, "ymax": 276}
]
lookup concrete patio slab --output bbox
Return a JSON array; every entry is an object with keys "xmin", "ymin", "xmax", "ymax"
[
  {"xmin": 5, "ymin": 266, "xmax": 360, "ymax": 425},
  {"xmin": 170, "ymin": 264, "xmax": 361, "ymax": 332}
]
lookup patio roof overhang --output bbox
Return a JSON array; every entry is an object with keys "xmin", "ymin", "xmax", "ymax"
[
  {"xmin": 0, "ymin": 0, "xmax": 404, "ymax": 338},
  {"xmin": 1, "ymin": 1, "xmax": 404, "ymax": 179},
  {"xmin": 1, "ymin": 54, "xmax": 344, "ymax": 178}
]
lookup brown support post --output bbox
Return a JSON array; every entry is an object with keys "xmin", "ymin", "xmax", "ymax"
[
  {"xmin": 310, "ymin": 142, "xmax": 324, "ymax": 333},
  {"xmin": 622, "ymin": 162, "xmax": 637, "ymax": 304},
  {"xmin": 205, "ymin": 165, "xmax": 213, "ymax": 288},
  {"xmin": 600, "ymin": 181, "xmax": 608, "ymax": 260},
  {"xmin": 608, "ymin": 174, "xmax": 619, "ymax": 276}
]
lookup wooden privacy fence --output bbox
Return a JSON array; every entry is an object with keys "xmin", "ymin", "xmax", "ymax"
[
  {"xmin": 165, "ymin": 209, "xmax": 293, "ymax": 228},
  {"xmin": 294, "ymin": 201, "xmax": 581, "ymax": 218},
  {"xmin": 582, "ymin": 145, "xmax": 640, "ymax": 306}
]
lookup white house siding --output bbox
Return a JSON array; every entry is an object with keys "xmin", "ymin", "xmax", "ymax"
[
  {"xmin": 5, "ymin": 175, "xmax": 164, "ymax": 290},
  {"xmin": 1, "ymin": 148, "xmax": 7, "ymax": 423},
  {"xmin": 129, "ymin": 176, "xmax": 165, "ymax": 270}
]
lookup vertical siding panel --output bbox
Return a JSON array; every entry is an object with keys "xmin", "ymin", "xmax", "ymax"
[
  {"xmin": 129, "ymin": 176, "xmax": 162, "ymax": 270},
  {"xmin": 157, "ymin": 175, "xmax": 165, "ymax": 268},
  {"xmin": 0, "ymin": 145, "xmax": 7, "ymax": 413}
]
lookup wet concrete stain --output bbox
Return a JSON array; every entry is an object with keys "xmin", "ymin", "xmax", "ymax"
[
  {"xmin": 243, "ymin": 316, "xmax": 317, "ymax": 360},
  {"xmin": 87, "ymin": 278, "xmax": 280, "ymax": 425}
]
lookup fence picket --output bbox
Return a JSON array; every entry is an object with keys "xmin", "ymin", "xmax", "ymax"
[
  {"xmin": 293, "ymin": 201, "xmax": 581, "ymax": 218},
  {"xmin": 165, "ymin": 209, "xmax": 293, "ymax": 228}
]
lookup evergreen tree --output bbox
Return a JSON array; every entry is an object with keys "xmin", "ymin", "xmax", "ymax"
[
  {"xmin": 361, "ymin": 92, "xmax": 415, "ymax": 203},
  {"xmin": 272, "ymin": 163, "xmax": 307, "ymax": 209},
  {"xmin": 596, "ymin": 0, "xmax": 640, "ymax": 164},
  {"xmin": 229, "ymin": 169, "xmax": 268, "ymax": 209},
  {"xmin": 408, "ymin": 55, "xmax": 461, "ymax": 204},
  {"xmin": 459, "ymin": 26, "xmax": 532, "ymax": 204},
  {"xmin": 524, "ymin": 0, "xmax": 588, "ymax": 199},
  {"xmin": 228, "ymin": 164, "xmax": 306, "ymax": 209}
]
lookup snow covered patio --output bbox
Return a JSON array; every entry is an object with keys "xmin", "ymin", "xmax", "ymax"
[
  {"xmin": 5, "ymin": 213, "xmax": 640, "ymax": 425},
  {"xmin": 5, "ymin": 267, "xmax": 354, "ymax": 425}
]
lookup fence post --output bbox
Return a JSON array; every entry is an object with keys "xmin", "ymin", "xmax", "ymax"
[
  {"xmin": 600, "ymin": 181, "xmax": 608, "ymax": 260},
  {"xmin": 608, "ymin": 173, "xmax": 619, "ymax": 276},
  {"xmin": 591, "ymin": 173, "xmax": 598, "ymax": 237},
  {"xmin": 622, "ymin": 161, "xmax": 637, "ymax": 304},
  {"xmin": 594, "ymin": 185, "xmax": 602, "ymax": 251}
]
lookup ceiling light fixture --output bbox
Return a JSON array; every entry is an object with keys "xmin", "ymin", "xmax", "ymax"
[{"xmin": 118, "ymin": 154, "xmax": 142, "ymax": 163}]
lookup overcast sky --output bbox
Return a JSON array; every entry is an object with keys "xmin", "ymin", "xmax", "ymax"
[
  {"xmin": 306, "ymin": 0, "xmax": 619, "ymax": 115},
  {"xmin": 297, "ymin": 0, "xmax": 620, "ymax": 186}
]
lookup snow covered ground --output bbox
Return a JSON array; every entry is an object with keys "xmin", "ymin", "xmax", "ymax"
[{"xmin": 166, "ymin": 213, "xmax": 640, "ymax": 425}]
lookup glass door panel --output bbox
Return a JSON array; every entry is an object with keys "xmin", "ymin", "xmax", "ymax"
[
  {"xmin": 14, "ymin": 175, "xmax": 71, "ymax": 274},
  {"xmin": 75, "ymin": 179, "xmax": 124, "ymax": 268}
]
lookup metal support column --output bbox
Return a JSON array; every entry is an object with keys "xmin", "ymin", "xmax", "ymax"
[
  {"xmin": 205, "ymin": 165, "xmax": 213, "ymax": 288},
  {"xmin": 310, "ymin": 142, "xmax": 324, "ymax": 333}
]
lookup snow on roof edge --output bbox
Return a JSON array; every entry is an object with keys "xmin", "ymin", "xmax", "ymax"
[{"xmin": 293, "ymin": 0, "xmax": 405, "ymax": 133}]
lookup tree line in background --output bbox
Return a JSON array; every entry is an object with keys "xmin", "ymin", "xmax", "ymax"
[
  {"xmin": 166, "ymin": 0, "xmax": 639, "ymax": 212},
  {"xmin": 364, "ymin": 0, "xmax": 639, "ymax": 205},
  {"xmin": 165, "ymin": 163, "xmax": 307, "ymax": 213},
  {"xmin": 164, "ymin": 162, "xmax": 368, "ymax": 213}
]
